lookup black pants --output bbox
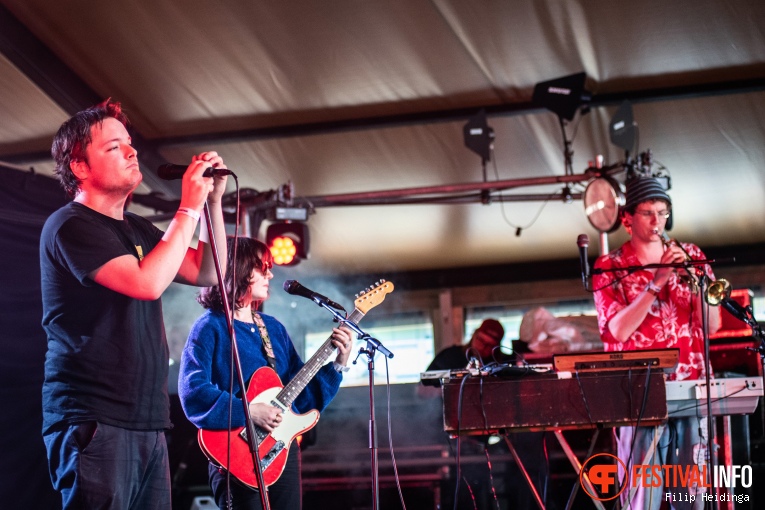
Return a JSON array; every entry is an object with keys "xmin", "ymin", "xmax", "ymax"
[{"xmin": 209, "ymin": 440, "xmax": 301, "ymax": 510}]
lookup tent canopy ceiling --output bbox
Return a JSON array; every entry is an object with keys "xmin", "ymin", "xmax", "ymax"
[{"xmin": 1, "ymin": 0, "xmax": 764, "ymax": 276}]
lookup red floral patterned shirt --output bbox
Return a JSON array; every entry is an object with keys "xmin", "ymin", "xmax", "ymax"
[{"xmin": 593, "ymin": 241, "xmax": 714, "ymax": 381}]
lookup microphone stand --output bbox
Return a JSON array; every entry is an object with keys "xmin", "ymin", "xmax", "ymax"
[
  {"xmin": 203, "ymin": 202, "xmax": 270, "ymax": 510},
  {"xmin": 313, "ymin": 299, "xmax": 394, "ymax": 359},
  {"xmin": 313, "ymin": 300, "xmax": 394, "ymax": 510},
  {"xmin": 355, "ymin": 336, "xmax": 394, "ymax": 510},
  {"xmin": 744, "ymin": 313, "xmax": 765, "ymax": 450},
  {"xmin": 701, "ymin": 289, "xmax": 765, "ymax": 508},
  {"xmin": 728, "ymin": 305, "xmax": 765, "ymax": 464},
  {"xmin": 697, "ymin": 275, "xmax": 717, "ymax": 508}
]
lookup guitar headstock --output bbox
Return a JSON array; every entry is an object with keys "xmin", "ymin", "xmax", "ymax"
[{"xmin": 354, "ymin": 280, "xmax": 395, "ymax": 314}]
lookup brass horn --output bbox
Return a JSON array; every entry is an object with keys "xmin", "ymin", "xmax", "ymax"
[
  {"xmin": 659, "ymin": 232, "xmax": 700, "ymax": 294},
  {"xmin": 705, "ymin": 278, "xmax": 731, "ymax": 306},
  {"xmin": 659, "ymin": 232, "xmax": 730, "ymax": 305}
]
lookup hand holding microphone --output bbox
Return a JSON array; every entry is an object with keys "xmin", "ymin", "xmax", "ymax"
[
  {"xmin": 157, "ymin": 163, "xmax": 233, "ymax": 180},
  {"xmin": 159, "ymin": 152, "xmax": 234, "ymax": 213}
]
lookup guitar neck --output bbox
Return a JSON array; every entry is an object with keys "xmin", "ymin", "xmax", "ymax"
[{"xmin": 277, "ymin": 308, "xmax": 365, "ymax": 407}]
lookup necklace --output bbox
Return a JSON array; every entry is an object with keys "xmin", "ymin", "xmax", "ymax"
[
  {"xmin": 234, "ymin": 308, "xmax": 256, "ymax": 332},
  {"xmin": 248, "ymin": 308, "xmax": 257, "ymax": 333}
]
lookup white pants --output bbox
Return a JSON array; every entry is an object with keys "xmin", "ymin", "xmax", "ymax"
[{"xmin": 617, "ymin": 417, "xmax": 708, "ymax": 510}]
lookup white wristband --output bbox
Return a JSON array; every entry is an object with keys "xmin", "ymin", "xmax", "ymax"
[
  {"xmin": 645, "ymin": 281, "xmax": 662, "ymax": 297},
  {"xmin": 333, "ymin": 362, "xmax": 350, "ymax": 373},
  {"xmin": 199, "ymin": 218, "xmax": 210, "ymax": 243},
  {"xmin": 177, "ymin": 207, "xmax": 201, "ymax": 222}
]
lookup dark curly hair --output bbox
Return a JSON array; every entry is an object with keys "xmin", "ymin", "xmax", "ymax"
[
  {"xmin": 51, "ymin": 98, "xmax": 130, "ymax": 198},
  {"xmin": 197, "ymin": 236, "xmax": 274, "ymax": 312}
]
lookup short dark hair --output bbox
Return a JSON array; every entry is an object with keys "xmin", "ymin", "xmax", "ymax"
[
  {"xmin": 51, "ymin": 98, "xmax": 129, "ymax": 197},
  {"xmin": 197, "ymin": 237, "xmax": 274, "ymax": 311}
]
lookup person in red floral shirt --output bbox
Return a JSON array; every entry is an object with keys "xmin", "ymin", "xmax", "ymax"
[{"xmin": 593, "ymin": 176, "xmax": 720, "ymax": 509}]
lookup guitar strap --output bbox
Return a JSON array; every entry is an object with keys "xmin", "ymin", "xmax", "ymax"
[{"xmin": 251, "ymin": 310, "xmax": 277, "ymax": 370}]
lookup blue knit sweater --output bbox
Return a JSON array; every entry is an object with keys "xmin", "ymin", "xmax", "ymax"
[{"xmin": 179, "ymin": 309, "xmax": 342, "ymax": 430}]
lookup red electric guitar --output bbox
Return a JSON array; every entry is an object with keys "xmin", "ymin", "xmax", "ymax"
[{"xmin": 198, "ymin": 280, "xmax": 394, "ymax": 489}]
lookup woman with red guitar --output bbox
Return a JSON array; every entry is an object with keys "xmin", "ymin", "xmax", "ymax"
[{"xmin": 179, "ymin": 237, "xmax": 353, "ymax": 509}]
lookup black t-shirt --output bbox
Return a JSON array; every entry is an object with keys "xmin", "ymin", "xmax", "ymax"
[{"xmin": 40, "ymin": 202, "xmax": 170, "ymax": 433}]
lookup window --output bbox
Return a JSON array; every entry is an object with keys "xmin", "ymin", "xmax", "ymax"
[{"xmin": 304, "ymin": 313, "xmax": 434, "ymax": 387}]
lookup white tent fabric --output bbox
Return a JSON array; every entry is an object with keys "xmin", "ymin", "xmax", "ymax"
[{"xmin": 1, "ymin": 0, "xmax": 764, "ymax": 274}]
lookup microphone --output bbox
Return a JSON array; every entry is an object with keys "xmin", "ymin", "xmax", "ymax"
[
  {"xmin": 283, "ymin": 280, "xmax": 345, "ymax": 311},
  {"xmin": 157, "ymin": 164, "xmax": 234, "ymax": 180},
  {"xmin": 577, "ymin": 234, "xmax": 590, "ymax": 289},
  {"xmin": 720, "ymin": 298, "xmax": 753, "ymax": 327}
]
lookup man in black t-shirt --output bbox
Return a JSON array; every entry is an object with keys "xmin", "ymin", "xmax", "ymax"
[{"xmin": 40, "ymin": 99, "xmax": 229, "ymax": 510}]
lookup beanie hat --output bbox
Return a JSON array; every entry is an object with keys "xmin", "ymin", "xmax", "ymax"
[{"xmin": 624, "ymin": 176, "xmax": 671, "ymax": 211}]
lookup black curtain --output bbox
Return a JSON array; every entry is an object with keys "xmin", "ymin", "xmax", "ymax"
[{"xmin": 0, "ymin": 166, "xmax": 69, "ymax": 508}]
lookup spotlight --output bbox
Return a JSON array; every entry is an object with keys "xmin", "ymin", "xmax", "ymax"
[
  {"xmin": 532, "ymin": 72, "xmax": 591, "ymax": 121},
  {"xmin": 266, "ymin": 222, "xmax": 309, "ymax": 266}
]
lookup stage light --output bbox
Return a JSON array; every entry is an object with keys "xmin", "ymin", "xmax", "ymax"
[
  {"xmin": 270, "ymin": 237, "xmax": 297, "ymax": 265},
  {"xmin": 266, "ymin": 222, "xmax": 309, "ymax": 266}
]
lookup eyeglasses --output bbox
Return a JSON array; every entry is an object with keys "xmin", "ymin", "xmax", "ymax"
[{"xmin": 634, "ymin": 210, "xmax": 670, "ymax": 220}]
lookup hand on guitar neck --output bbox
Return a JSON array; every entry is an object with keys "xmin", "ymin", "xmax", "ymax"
[
  {"xmin": 330, "ymin": 325, "xmax": 354, "ymax": 367},
  {"xmin": 249, "ymin": 326, "xmax": 353, "ymax": 432}
]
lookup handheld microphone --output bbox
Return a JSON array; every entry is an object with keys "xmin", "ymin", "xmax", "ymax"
[
  {"xmin": 577, "ymin": 234, "xmax": 590, "ymax": 289},
  {"xmin": 283, "ymin": 280, "xmax": 345, "ymax": 311},
  {"xmin": 157, "ymin": 164, "xmax": 234, "ymax": 180}
]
